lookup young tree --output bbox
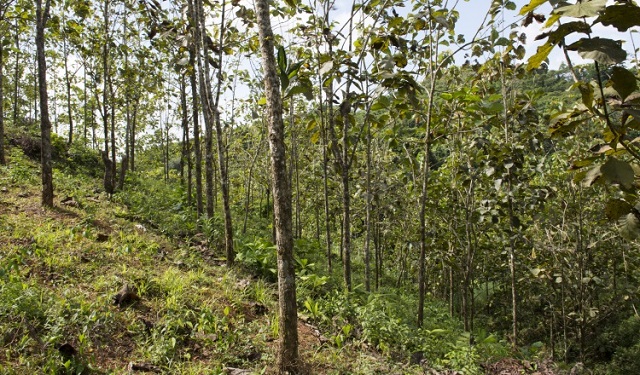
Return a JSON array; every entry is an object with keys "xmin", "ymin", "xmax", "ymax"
[
  {"xmin": 255, "ymin": 0, "xmax": 299, "ymax": 372},
  {"xmin": 0, "ymin": 0, "xmax": 16, "ymax": 165},
  {"xmin": 36, "ymin": 0, "xmax": 53, "ymax": 206}
]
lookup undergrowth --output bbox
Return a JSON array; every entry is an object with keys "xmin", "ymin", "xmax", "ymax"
[{"xmin": 0, "ymin": 144, "xmax": 519, "ymax": 374}]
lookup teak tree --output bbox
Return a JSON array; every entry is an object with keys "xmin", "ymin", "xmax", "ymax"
[
  {"xmin": 36, "ymin": 0, "xmax": 53, "ymax": 206},
  {"xmin": 255, "ymin": 0, "xmax": 299, "ymax": 372}
]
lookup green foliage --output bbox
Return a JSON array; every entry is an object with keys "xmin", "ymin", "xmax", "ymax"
[{"xmin": 236, "ymin": 239, "xmax": 277, "ymax": 280}]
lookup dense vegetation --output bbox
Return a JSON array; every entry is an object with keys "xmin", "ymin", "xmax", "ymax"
[{"xmin": 1, "ymin": 0, "xmax": 640, "ymax": 373}]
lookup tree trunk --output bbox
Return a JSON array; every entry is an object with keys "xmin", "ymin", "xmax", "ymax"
[
  {"xmin": 12, "ymin": 18, "xmax": 19, "ymax": 129},
  {"xmin": 130, "ymin": 98, "xmax": 138, "ymax": 172},
  {"xmin": 36, "ymin": 0, "xmax": 53, "ymax": 207},
  {"xmin": 101, "ymin": 0, "xmax": 114, "ymax": 195},
  {"xmin": 364, "ymin": 114, "xmax": 371, "ymax": 292},
  {"xmin": 188, "ymin": 38, "xmax": 203, "ymax": 216},
  {"xmin": 191, "ymin": 0, "xmax": 214, "ymax": 219},
  {"xmin": 255, "ymin": 0, "xmax": 299, "ymax": 372},
  {"xmin": 320, "ymin": 97, "xmax": 332, "ymax": 272},
  {"xmin": 179, "ymin": 75, "xmax": 192, "ymax": 203},
  {"xmin": 83, "ymin": 60, "xmax": 87, "ymax": 146},
  {"xmin": 62, "ymin": 11, "xmax": 73, "ymax": 146},
  {"xmin": 209, "ymin": 0, "xmax": 234, "ymax": 264},
  {"xmin": 243, "ymin": 137, "xmax": 264, "ymax": 234},
  {"xmin": 340, "ymin": 99, "xmax": 352, "ymax": 292},
  {"xmin": 0, "ymin": 40, "xmax": 5, "ymax": 165},
  {"xmin": 417, "ymin": 120, "xmax": 431, "ymax": 327}
]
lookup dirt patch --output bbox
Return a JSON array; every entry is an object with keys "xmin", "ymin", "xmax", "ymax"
[{"xmin": 483, "ymin": 358, "xmax": 559, "ymax": 374}]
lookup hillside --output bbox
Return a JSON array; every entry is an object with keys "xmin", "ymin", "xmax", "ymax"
[{"xmin": 0, "ymin": 134, "xmax": 565, "ymax": 374}]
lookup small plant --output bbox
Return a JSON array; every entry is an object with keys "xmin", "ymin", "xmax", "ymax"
[{"xmin": 304, "ymin": 297, "xmax": 322, "ymax": 321}]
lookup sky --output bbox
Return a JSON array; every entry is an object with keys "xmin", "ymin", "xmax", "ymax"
[{"xmin": 324, "ymin": 0, "xmax": 637, "ymax": 69}]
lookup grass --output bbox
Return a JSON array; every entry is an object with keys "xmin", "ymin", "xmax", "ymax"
[
  {"xmin": 3, "ymin": 136, "xmax": 574, "ymax": 374},
  {"xmin": 1, "ymin": 146, "xmax": 443, "ymax": 374}
]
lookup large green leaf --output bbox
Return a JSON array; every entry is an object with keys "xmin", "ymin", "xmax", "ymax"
[
  {"xmin": 605, "ymin": 199, "xmax": 634, "ymax": 221},
  {"xmin": 556, "ymin": 0, "xmax": 606, "ymax": 18},
  {"xmin": 574, "ymin": 81, "xmax": 594, "ymax": 110},
  {"xmin": 610, "ymin": 67, "xmax": 638, "ymax": 101},
  {"xmin": 520, "ymin": 0, "xmax": 549, "ymax": 15},
  {"xmin": 535, "ymin": 21, "xmax": 591, "ymax": 44},
  {"xmin": 601, "ymin": 157, "xmax": 634, "ymax": 189},
  {"xmin": 596, "ymin": 4, "xmax": 640, "ymax": 31},
  {"xmin": 565, "ymin": 37, "xmax": 627, "ymax": 65},
  {"xmin": 527, "ymin": 42, "xmax": 554, "ymax": 70}
]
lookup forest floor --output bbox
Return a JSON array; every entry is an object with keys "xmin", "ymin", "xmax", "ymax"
[{"xmin": 0, "ymin": 146, "xmax": 564, "ymax": 374}]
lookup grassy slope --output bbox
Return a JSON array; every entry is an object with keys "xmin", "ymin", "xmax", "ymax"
[
  {"xmin": 0, "ymin": 148, "xmax": 427, "ymax": 374},
  {"xmin": 1, "ymin": 140, "xmax": 570, "ymax": 375}
]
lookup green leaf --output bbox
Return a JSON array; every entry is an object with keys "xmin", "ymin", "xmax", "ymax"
[
  {"xmin": 257, "ymin": 96, "xmax": 267, "ymax": 105},
  {"xmin": 536, "ymin": 21, "xmax": 591, "ymax": 45},
  {"xmin": 601, "ymin": 157, "xmax": 634, "ymax": 189},
  {"xmin": 605, "ymin": 199, "xmax": 634, "ymax": 221},
  {"xmin": 610, "ymin": 67, "xmax": 638, "ymax": 101},
  {"xmin": 527, "ymin": 42, "xmax": 554, "ymax": 71},
  {"xmin": 520, "ymin": 0, "xmax": 548, "ymax": 15},
  {"xmin": 277, "ymin": 46, "xmax": 287, "ymax": 75},
  {"xmin": 371, "ymin": 96, "xmax": 390, "ymax": 111},
  {"xmin": 565, "ymin": 37, "xmax": 627, "ymax": 65},
  {"xmin": 574, "ymin": 81, "xmax": 594, "ymax": 110},
  {"xmin": 284, "ymin": 0, "xmax": 299, "ymax": 9},
  {"xmin": 596, "ymin": 4, "xmax": 640, "ymax": 32},
  {"xmin": 287, "ymin": 83, "xmax": 313, "ymax": 100},
  {"xmin": 556, "ymin": 0, "xmax": 606, "ymax": 18},
  {"xmin": 280, "ymin": 72, "xmax": 290, "ymax": 91}
]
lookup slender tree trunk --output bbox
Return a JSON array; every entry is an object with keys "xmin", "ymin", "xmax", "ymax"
[
  {"xmin": 101, "ymin": 0, "xmax": 114, "ymax": 195},
  {"xmin": 364, "ymin": 115, "xmax": 372, "ymax": 292},
  {"xmin": 340, "ymin": 98, "xmax": 352, "ymax": 292},
  {"xmin": 130, "ymin": 98, "xmax": 138, "ymax": 171},
  {"xmin": 12, "ymin": 18, "xmax": 19, "ymax": 128},
  {"xmin": 179, "ymin": 75, "xmax": 192, "ymax": 203},
  {"xmin": 255, "ymin": 0, "xmax": 299, "ymax": 372},
  {"xmin": 243, "ymin": 137, "xmax": 264, "ymax": 234},
  {"xmin": 36, "ymin": 0, "xmax": 53, "ymax": 207},
  {"xmin": 191, "ymin": 0, "xmax": 215, "ymax": 219},
  {"xmin": 188, "ymin": 41, "xmax": 203, "ymax": 217},
  {"xmin": 320, "ymin": 99, "xmax": 332, "ymax": 272},
  {"xmin": 83, "ymin": 60, "xmax": 87, "ymax": 146},
  {"xmin": 500, "ymin": 64, "xmax": 519, "ymax": 346},
  {"xmin": 119, "ymin": 7, "xmax": 130, "ymax": 189},
  {"xmin": 33, "ymin": 52, "xmax": 37, "ymax": 120},
  {"xmin": 209, "ymin": 0, "xmax": 234, "ymax": 264},
  {"xmin": 0, "ymin": 41, "xmax": 5, "ymax": 165},
  {"xmin": 417, "ymin": 119, "xmax": 432, "ymax": 327},
  {"xmin": 62, "ymin": 13, "xmax": 73, "ymax": 146},
  {"xmin": 109, "ymin": 73, "xmax": 116, "ymax": 188}
]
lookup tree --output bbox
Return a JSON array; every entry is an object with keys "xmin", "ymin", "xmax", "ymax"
[
  {"xmin": 0, "ymin": 0, "xmax": 15, "ymax": 165},
  {"xmin": 36, "ymin": 0, "xmax": 53, "ymax": 206},
  {"xmin": 255, "ymin": 0, "xmax": 299, "ymax": 372}
]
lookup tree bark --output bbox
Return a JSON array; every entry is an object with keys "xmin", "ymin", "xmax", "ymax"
[
  {"xmin": 12, "ymin": 18, "xmax": 19, "ymax": 130},
  {"xmin": 62, "ymin": 10, "xmax": 73, "ymax": 145},
  {"xmin": 208, "ymin": 0, "xmax": 234, "ymax": 264},
  {"xmin": 188, "ymin": 29, "xmax": 203, "ymax": 216},
  {"xmin": 36, "ymin": 0, "xmax": 53, "ymax": 207},
  {"xmin": 0, "ymin": 39, "xmax": 5, "ymax": 165},
  {"xmin": 255, "ymin": 0, "xmax": 299, "ymax": 372},
  {"xmin": 340, "ymin": 98, "xmax": 352, "ymax": 292},
  {"xmin": 195, "ymin": 0, "xmax": 214, "ymax": 219}
]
